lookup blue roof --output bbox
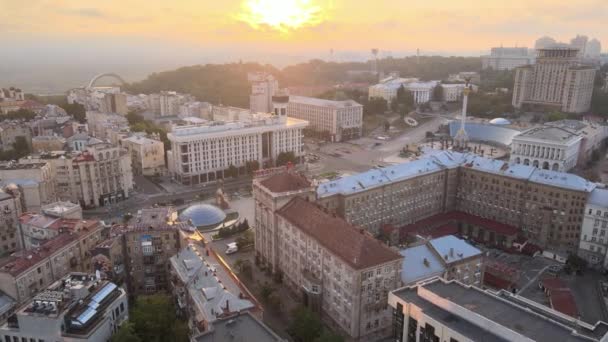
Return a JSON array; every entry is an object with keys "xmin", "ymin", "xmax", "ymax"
[
  {"xmin": 179, "ymin": 204, "xmax": 226, "ymax": 228},
  {"xmin": 73, "ymin": 307, "xmax": 97, "ymax": 326},
  {"xmin": 91, "ymin": 282, "xmax": 117, "ymax": 304},
  {"xmin": 588, "ymin": 188, "xmax": 608, "ymax": 207},
  {"xmin": 400, "ymin": 244, "xmax": 445, "ymax": 285},
  {"xmin": 429, "ymin": 236, "xmax": 482, "ymax": 264},
  {"xmin": 449, "ymin": 121, "xmax": 521, "ymax": 146}
]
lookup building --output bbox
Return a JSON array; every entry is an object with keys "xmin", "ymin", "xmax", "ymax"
[
  {"xmin": 120, "ymin": 135, "xmax": 165, "ymax": 176},
  {"xmin": 368, "ymin": 77, "xmax": 420, "ymax": 102},
  {"xmin": 389, "ymin": 278, "xmax": 608, "ymax": 342},
  {"xmin": 400, "ymin": 236, "xmax": 483, "ymax": 287},
  {"xmin": 578, "ymin": 188, "xmax": 608, "ymax": 268},
  {"xmin": 440, "ymin": 84, "xmax": 466, "ymax": 102},
  {"xmin": 481, "ymin": 47, "xmax": 535, "ymax": 70},
  {"xmin": 509, "ymin": 120, "xmax": 608, "ymax": 171},
  {"xmin": 192, "ymin": 312, "xmax": 285, "ymax": 342},
  {"xmin": 275, "ymin": 197, "xmax": 402, "ymax": 340},
  {"xmin": 100, "ymin": 93, "xmax": 127, "ymax": 115},
  {"xmin": 0, "ymin": 122, "xmax": 32, "ymax": 153},
  {"xmin": 513, "ymin": 46, "xmax": 596, "ymax": 113},
  {"xmin": 211, "ymin": 105, "xmax": 252, "ymax": 122},
  {"xmin": 85, "ymin": 111, "xmax": 130, "ymax": 141},
  {"xmin": 31, "ymin": 136, "xmax": 66, "ymax": 153},
  {"xmin": 160, "ymin": 91, "xmax": 193, "ymax": 117},
  {"xmin": 447, "ymin": 72, "xmax": 481, "ymax": 84},
  {"xmin": 571, "ymin": 35, "xmax": 589, "ymax": 58},
  {"xmin": 0, "ymin": 186, "xmax": 23, "ymax": 256},
  {"xmin": 0, "ymin": 273, "xmax": 127, "ymax": 342},
  {"xmin": 586, "ymin": 38, "xmax": 602, "ymax": 59},
  {"xmin": 253, "ymin": 169, "xmax": 316, "ymax": 272},
  {"xmin": 179, "ymin": 101, "xmax": 212, "ymax": 119},
  {"xmin": 108, "ymin": 206, "xmax": 186, "ymax": 294},
  {"xmin": 66, "ymin": 133, "xmax": 103, "ymax": 152},
  {"xmin": 167, "ymin": 114, "xmax": 307, "ymax": 185},
  {"xmin": 0, "ymin": 88, "xmax": 25, "ymax": 102},
  {"xmin": 287, "ymin": 95, "xmax": 362, "ymax": 142},
  {"xmin": 169, "ymin": 247, "xmax": 256, "ymax": 335},
  {"xmin": 316, "ymin": 149, "xmax": 596, "ymax": 252},
  {"xmin": 19, "ymin": 211, "xmax": 97, "ymax": 250},
  {"xmin": 0, "ymin": 219, "xmax": 105, "ymax": 304},
  {"xmin": 0, "ymin": 162, "xmax": 56, "ymax": 212},
  {"xmin": 535, "ymin": 36, "xmax": 557, "ymax": 50},
  {"xmin": 22, "ymin": 144, "xmax": 133, "ymax": 208},
  {"xmin": 41, "ymin": 201, "xmax": 82, "ymax": 219},
  {"xmin": 248, "ymin": 72, "xmax": 278, "ymax": 113}
]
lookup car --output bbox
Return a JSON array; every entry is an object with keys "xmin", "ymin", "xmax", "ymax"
[{"xmin": 225, "ymin": 242, "xmax": 238, "ymax": 255}]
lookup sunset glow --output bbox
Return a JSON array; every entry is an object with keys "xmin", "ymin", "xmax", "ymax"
[{"xmin": 238, "ymin": 0, "xmax": 325, "ymax": 33}]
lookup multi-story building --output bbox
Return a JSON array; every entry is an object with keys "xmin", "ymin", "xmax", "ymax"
[
  {"xmin": 253, "ymin": 169, "xmax": 316, "ymax": 272},
  {"xmin": 481, "ymin": 47, "xmax": 535, "ymax": 70},
  {"xmin": 211, "ymin": 105, "xmax": 252, "ymax": 122},
  {"xmin": 160, "ymin": 91, "xmax": 193, "ymax": 117},
  {"xmin": 108, "ymin": 207, "xmax": 186, "ymax": 294},
  {"xmin": 389, "ymin": 278, "xmax": 608, "ymax": 342},
  {"xmin": 510, "ymin": 120, "xmax": 608, "ymax": 171},
  {"xmin": 0, "ymin": 122, "xmax": 32, "ymax": 152},
  {"xmin": 0, "ymin": 186, "xmax": 23, "ymax": 256},
  {"xmin": 578, "ymin": 188, "xmax": 608, "ymax": 268},
  {"xmin": 0, "ymin": 88, "xmax": 25, "ymax": 102},
  {"xmin": 0, "ymin": 162, "xmax": 56, "ymax": 212},
  {"xmin": 249, "ymin": 72, "xmax": 278, "ymax": 113},
  {"xmin": 179, "ymin": 101, "xmax": 212, "ymax": 119},
  {"xmin": 193, "ymin": 312, "xmax": 284, "ymax": 342},
  {"xmin": 167, "ymin": 113, "xmax": 307, "ymax": 185},
  {"xmin": 0, "ymin": 273, "xmax": 128, "ymax": 342},
  {"xmin": 31, "ymin": 136, "xmax": 66, "ymax": 153},
  {"xmin": 120, "ymin": 135, "xmax": 165, "ymax": 176},
  {"xmin": 41, "ymin": 201, "xmax": 82, "ymax": 219},
  {"xmin": 440, "ymin": 84, "xmax": 465, "ymax": 102},
  {"xmin": 287, "ymin": 96, "xmax": 362, "ymax": 142},
  {"xmin": 275, "ymin": 197, "xmax": 402, "ymax": 340},
  {"xmin": 0, "ymin": 219, "xmax": 105, "ymax": 304},
  {"xmin": 368, "ymin": 77, "xmax": 420, "ymax": 102},
  {"xmin": 317, "ymin": 150, "xmax": 596, "ymax": 252},
  {"xmin": 85, "ymin": 111, "xmax": 130, "ymax": 141},
  {"xmin": 400, "ymin": 236, "xmax": 483, "ymax": 287},
  {"xmin": 513, "ymin": 46, "xmax": 596, "ymax": 113},
  {"xmin": 66, "ymin": 133, "xmax": 103, "ymax": 152},
  {"xmin": 447, "ymin": 72, "xmax": 481, "ymax": 84},
  {"xmin": 19, "ymin": 211, "xmax": 97, "ymax": 250},
  {"xmin": 100, "ymin": 93, "xmax": 128, "ymax": 115}
]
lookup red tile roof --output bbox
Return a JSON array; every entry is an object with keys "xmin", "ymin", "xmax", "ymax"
[
  {"xmin": 541, "ymin": 277, "xmax": 578, "ymax": 317},
  {"xmin": 0, "ymin": 233, "xmax": 78, "ymax": 276},
  {"xmin": 277, "ymin": 197, "xmax": 402, "ymax": 270},
  {"xmin": 399, "ymin": 211, "xmax": 519, "ymax": 239},
  {"xmin": 260, "ymin": 172, "xmax": 311, "ymax": 193}
]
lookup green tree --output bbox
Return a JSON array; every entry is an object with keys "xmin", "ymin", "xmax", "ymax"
[
  {"xmin": 111, "ymin": 322, "xmax": 142, "ymax": 342},
  {"xmin": 276, "ymin": 151, "xmax": 297, "ymax": 166},
  {"xmin": 288, "ymin": 307, "xmax": 323, "ymax": 342},
  {"xmin": 63, "ymin": 103, "xmax": 86, "ymax": 123},
  {"xmin": 226, "ymin": 164, "xmax": 238, "ymax": 178},
  {"xmin": 314, "ymin": 330, "xmax": 344, "ymax": 342},
  {"xmin": 245, "ymin": 160, "xmax": 260, "ymax": 175},
  {"xmin": 130, "ymin": 294, "xmax": 188, "ymax": 342},
  {"xmin": 365, "ymin": 97, "xmax": 388, "ymax": 115},
  {"xmin": 236, "ymin": 230, "xmax": 254, "ymax": 250},
  {"xmin": 433, "ymin": 84, "xmax": 443, "ymax": 102}
]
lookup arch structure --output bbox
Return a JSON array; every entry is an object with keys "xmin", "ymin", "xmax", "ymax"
[{"xmin": 87, "ymin": 73, "xmax": 127, "ymax": 89}]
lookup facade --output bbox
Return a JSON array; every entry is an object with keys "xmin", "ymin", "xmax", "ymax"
[
  {"xmin": 481, "ymin": 47, "xmax": 535, "ymax": 70},
  {"xmin": 248, "ymin": 72, "xmax": 278, "ymax": 113},
  {"xmin": 317, "ymin": 150, "xmax": 596, "ymax": 252},
  {"xmin": 368, "ymin": 77, "xmax": 419, "ymax": 102},
  {"xmin": 287, "ymin": 95, "xmax": 362, "ymax": 142},
  {"xmin": 510, "ymin": 120, "xmax": 608, "ymax": 171},
  {"xmin": 400, "ymin": 236, "xmax": 483, "ymax": 287},
  {"xmin": 100, "ymin": 93, "xmax": 127, "ymax": 115},
  {"xmin": 0, "ymin": 122, "xmax": 32, "ymax": 152},
  {"xmin": 0, "ymin": 220, "xmax": 105, "ymax": 304},
  {"xmin": 211, "ymin": 105, "xmax": 252, "ymax": 122},
  {"xmin": 179, "ymin": 101, "xmax": 212, "ymax": 119},
  {"xmin": 193, "ymin": 312, "xmax": 284, "ymax": 342},
  {"xmin": 440, "ymin": 84, "xmax": 465, "ymax": 102},
  {"xmin": 275, "ymin": 197, "xmax": 402, "ymax": 340},
  {"xmin": 578, "ymin": 188, "xmax": 608, "ymax": 268},
  {"xmin": 120, "ymin": 135, "xmax": 165, "ymax": 176},
  {"xmin": 167, "ymin": 114, "xmax": 307, "ymax": 185},
  {"xmin": 389, "ymin": 278, "xmax": 608, "ymax": 342},
  {"xmin": 513, "ymin": 46, "xmax": 596, "ymax": 113},
  {"xmin": 0, "ymin": 273, "xmax": 128, "ymax": 342},
  {"xmin": 0, "ymin": 187, "xmax": 23, "ymax": 256},
  {"xmin": 0, "ymin": 162, "xmax": 56, "ymax": 212},
  {"xmin": 85, "ymin": 111, "xmax": 129, "ymax": 141},
  {"xmin": 160, "ymin": 91, "xmax": 193, "ymax": 117},
  {"xmin": 447, "ymin": 72, "xmax": 481, "ymax": 84},
  {"xmin": 31, "ymin": 136, "xmax": 66, "ymax": 153}
]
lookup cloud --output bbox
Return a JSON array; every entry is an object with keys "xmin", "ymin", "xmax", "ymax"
[{"xmin": 60, "ymin": 7, "xmax": 106, "ymax": 18}]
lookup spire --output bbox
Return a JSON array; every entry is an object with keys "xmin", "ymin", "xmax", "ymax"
[{"xmin": 454, "ymin": 79, "xmax": 471, "ymax": 151}]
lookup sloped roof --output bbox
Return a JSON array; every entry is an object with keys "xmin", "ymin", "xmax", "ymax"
[{"xmin": 259, "ymin": 172, "xmax": 311, "ymax": 193}]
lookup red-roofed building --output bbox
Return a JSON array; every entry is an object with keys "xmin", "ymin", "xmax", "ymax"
[{"xmin": 539, "ymin": 277, "xmax": 579, "ymax": 318}]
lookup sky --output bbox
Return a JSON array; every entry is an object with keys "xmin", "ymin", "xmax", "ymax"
[{"xmin": 1, "ymin": 0, "xmax": 606, "ymax": 91}]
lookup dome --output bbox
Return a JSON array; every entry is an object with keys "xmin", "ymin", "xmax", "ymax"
[
  {"xmin": 489, "ymin": 118, "xmax": 511, "ymax": 125},
  {"xmin": 179, "ymin": 204, "xmax": 226, "ymax": 228}
]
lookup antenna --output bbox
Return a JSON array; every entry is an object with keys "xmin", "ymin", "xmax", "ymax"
[{"xmin": 371, "ymin": 48, "xmax": 379, "ymax": 75}]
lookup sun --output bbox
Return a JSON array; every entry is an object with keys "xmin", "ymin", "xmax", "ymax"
[{"xmin": 238, "ymin": 0, "xmax": 324, "ymax": 33}]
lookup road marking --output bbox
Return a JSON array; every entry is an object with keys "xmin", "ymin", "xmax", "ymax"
[{"xmin": 518, "ymin": 265, "xmax": 551, "ymax": 295}]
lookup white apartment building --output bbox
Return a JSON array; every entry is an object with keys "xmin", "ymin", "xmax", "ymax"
[
  {"xmin": 368, "ymin": 77, "xmax": 420, "ymax": 102},
  {"xmin": 0, "ymin": 186, "xmax": 23, "ymax": 255},
  {"xmin": 160, "ymin": 91, "xmax": 193, "ymax": 117},
  {"xmin": 481, "ymin": 47, "xmax": 535, "ymax": 70},
  {"xmin": 166, "ymin": 114, "xmax": 307, "ymax": 185},
  {"xmin": 0, "ymin": 162, "xmax": 56, "ymax": 212},
  {"xmin": 275, "ymin": 197, "xmax": 402, "ymax": 340},
  {"xmin": 578, "ymin": 188, "xmax": 608, "ymax": 268},
  {"xmin": 179, "ymin": 101, "xmax": 212, "ymax": 119},
  {"xmin": 287, "ymin": 96, "xmax": 362, "ymax": 142},
  {"xmin": 510, "ymin": 120, "xmax": 608, "ymax": 172},
  {"xmin": 440, "ymin": 84, "xmax": 466, "ymax": 102},
  {"xmin": 120, "ymin": 135, "xmax": 165, "ymax": 176},
  {"xmin": 513, "ymin": 46, "xmax": 596, "ymax": 113},
  {"xmin": 389, "ymin": 278, "xmax": 608, "ymax": 342},
  {"xmin": 249, "ymin": 72, "xmax": 278, "ymax": 113},
  {"xmin": 0, "ymin": 273, "xmax": 128, "ymax": 342},
  {"xmin": 211, "ymin": 105, "xmax": 252, "ymax": 122}
]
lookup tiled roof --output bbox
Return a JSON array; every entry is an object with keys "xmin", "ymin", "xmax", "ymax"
[
  {"xmin": 0, "ymin": 233, "xmax": 79, "ymax": 276},
  {"xmin": 398, "ymin": 211, "xmax": 520, "ymax": 238},
  {"xmin": 277, "ymin": 197, "xmax": 402, "ymax": 270},
  {"xmin": 259, "ymin": 172, "xmax": 311, "ymax": 193}
]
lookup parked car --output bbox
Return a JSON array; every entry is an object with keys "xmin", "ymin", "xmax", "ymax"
[{"xmin": 225, "ymin": 242, "xmax": 238, "ymax": 255}]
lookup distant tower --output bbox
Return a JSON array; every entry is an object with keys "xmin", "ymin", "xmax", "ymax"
[
  {"xmin": 416, "ymin": 48, "xmax": 420, "ymax": 65},
  {"xmin": 371, "ymin": 48, "xmax": 379, "ymax": 74},
  {"xmin": 272, "ymin": 90, "xmax": 289, "ymax": 117},
  {"xmin": 454, "ymin": 79, "xmax": 472, "ymax": 150}
]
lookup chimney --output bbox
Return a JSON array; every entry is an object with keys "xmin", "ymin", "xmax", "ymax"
[
  {"xmin": 449, "ymin": 248, "xmax": 454, "ymax": 257},
  {"xmin": 225, "ymin": 299, "xmax": 230, "ymax": 312}
]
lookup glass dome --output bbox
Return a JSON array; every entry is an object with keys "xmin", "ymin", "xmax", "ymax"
[
  {"xmin": 489, "ymin": 118, "xmax": 511, "ymax": 125},
  {"xmin": 179, "ymin": 204, "xmax": 226, "ymax": 228}
]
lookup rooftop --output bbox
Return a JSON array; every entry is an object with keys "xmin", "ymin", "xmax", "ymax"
[
  {"xmin": 194, "ymin": 312, "xmax": 284, "ymax": 342},
  {"xmin": 0, "ymin": 233, "xmax": 79, "ymax": 276},
  {"xmin": 288, "ymin": 95, "xmax": 362, "ymax": 108},
  {"xmin": 277, "ymin": 197, "xmax": 402, "ymax": 270},
  {"xmin": 393, "ymin": 279, "xmax": 608, "ymax": 342},
  {"xmin": 516, "ymin": 125, "xmax": 583, "ymax": 143},
  {"xmin": 400, "ymin": 244, "xmax": 445, "ymax": 285},
  {"xmin": 398, "ymin": 211, "xmax": 520, "ymax": 238},
  {"xmin": 428, "ymin": 235, "xmax": 482, "ymax": 264},
  {"xmin": 588, "ymin": 188, "xmax": 608, "ymax": 207},
  {"xmin": 259, "ymin": 171, "xmax": 312, "ymax": 193},
  {"xmin": 41, "ymin": 201, "xmax": 81, "ymax": 218},
  {"xmin": 121, "ymin": 135, "xmax": 162, "ymax": 145}
]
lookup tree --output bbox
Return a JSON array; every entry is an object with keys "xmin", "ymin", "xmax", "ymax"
[
  {"xmin": 246, "ymin": 160, "xmax": 260, "ymax": 175},
  {"xmin": 226, "ymin": 164, "xmax": 238, "ymax": 178},
  {"xmin": 236, "ymin": 230, "xmax": 254, "ymax": 250},
  {"xmin": 314, "ymin": 330, "xmax": 344, "ymax": 342},
  {"xmin": 276, "ymin": 151, "xmax": 297, "ymax": 166},
  {"xmin": 365, "ymin": 97, "xmax": 388, "ymax": 115},
  {"xmin": 112, "ymin": 323, "xmax": 142, "ymax": 342},
  {"xmin": 433, "ymin": 85, "xmax": 443, "ymax": 102},
  {"xmin": 63, "ymin": 103, "xmax": 86, "ymax": 123},
  {"xmin": 288, "ymin": 307, "xmax": 323, "ymax": 342},
  {"xmin": 130, "ymin": 294, "xmax": 188, "ymax": 342}
]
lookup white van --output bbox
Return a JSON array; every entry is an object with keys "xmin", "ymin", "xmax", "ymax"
[{"xmin": 225, "ymin": 242, "xmax": 238, "ymax": 255}]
